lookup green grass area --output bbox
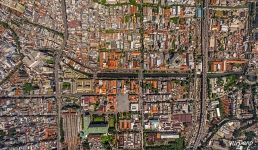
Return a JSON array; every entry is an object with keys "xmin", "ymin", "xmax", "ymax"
[
  {"xmin": 45, "ymin": 58, "xmax": 54, "ymax": 64},
  {"xmin": 86, "ymin": 126, "xmax": 108, "ymax": 134},
  {"xmin": 119, "ymin": 112, "xmax": 131, "ymax": 119},
  {"xmin": 124, "ymin": 15, "xmax": 131, "ymax": 23},
  {"xmin": 104, "ymin": 29, "xmax": 117, "ymax": 33},
  {"xmin": 93, "ymin": 116, "xmax": 105, "ymax": 122},
  {"xmin": 81, "ymin": 116, "xmax": 108, "ymax": 138},
  {"xmin": 108, "ymin": 116, "xmax": 115, "ymax": 128},
  {"xmin": 83, "ymin": 116, "xmax": 91, "ymax": 129},
  {"xmin": 145, "ymin": 137, "xmax": 185, "ymax": 150}
]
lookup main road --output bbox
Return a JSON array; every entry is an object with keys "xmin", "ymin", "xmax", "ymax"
[
  {"xmin": 192, "ymin": 0, "xmax": 209, "ymax": 149},
  {"xmin": 139, "ymin": 0, "xmax": 145, "ymax": 149},
  {"xmin": 56, "ymin": 0, "xmax": 68, "ymax": 149}
]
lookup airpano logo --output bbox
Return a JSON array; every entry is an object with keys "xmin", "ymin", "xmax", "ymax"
[{"xmin": 229, "ymin": 140, "xmax": 253, "ymax": 149}]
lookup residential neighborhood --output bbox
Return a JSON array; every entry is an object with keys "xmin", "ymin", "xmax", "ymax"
[{"xmin": 0, "ymin": 0, "xmax": 257, "ymax": 150}]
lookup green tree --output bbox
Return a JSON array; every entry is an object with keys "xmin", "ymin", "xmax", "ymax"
[
  {"xmin": 60, "ymin": 118, "xmax": 65, "ymax": 142},
  {"xmin": 82, "ymin": 139, "xmax": 90, "ymax": 150},
  {"xmin": 224, "ymin": 75, "xmax": 238, "ymax": 91},
  {"xmin": 171, "ymin": 137, "xmax": 185, "ymax": 150},
  {"xmin": 62, "ymin": 82, "xmax": 71, "ymax": 90},
  {"xmin": 129, "ymin": 0, "xmax": 137, "ymax": 5},
  {"xmin": 240, "ymin": 103, "xmax": 249, "ymax": 110},
  {"xmin": 217, "ymin": 77, "xmax": 224, "ymax": 86},
  {"xmin": 179, "ymin": 18, "xmax": 186, "ymax": 25},
  {"xmin": 101, "ymin": 134, "xmax": 112, "ymax": 150},
  {"xmin": 219, "ymin": 139, "xmax": 226, "ymax": 147},
  {"xmin": 101, "ymin": 134, "xmax": 112, "ymax": 143},
  {"xmin": 152, "ymin": 7, "xmax": 159, "ymax": 13},
  {"xmin": 245, "ymin": 131, "xmax": 256, "ymax": 141},
  {"xmin": 219, "ymin": 47, "xmax": 224, "ymax": 51},
  {"xmin": 0, "ymin": 129, "xmax": 5, "ymax": 140},
  {"xmin": 101, "ymin": 0, "xmax": 106, "ymax": 4},
  {"xmin": 170, "ymin": 17, "xmax": 179, "ymax": 24},
  {"xmin": 23, "ymin": 83, "xmax": 33, "ymax": 94},
  {"xmin": 8, "ymin": 128, "xmax": 16, "ymax": 137},
  {"xmin": 233, "ymin": 129, "xmax": 241, "ymax": 138}
]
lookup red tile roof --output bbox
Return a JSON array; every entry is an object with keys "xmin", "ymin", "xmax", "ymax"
[
  {"xmin": 68, "ymin": 20, "xmax": 81, "ymax": 28},
  {"xmin": 173, "ymin": 114, "xmax": 192, "ymax": 124}
]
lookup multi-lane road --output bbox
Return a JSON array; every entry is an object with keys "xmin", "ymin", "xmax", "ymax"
[{"xmin": 192, "ymin": 0, "xmax": 210, "ymax": 149}]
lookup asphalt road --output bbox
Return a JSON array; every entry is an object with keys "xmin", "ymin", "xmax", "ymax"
[
  {"xmin": 193, "ymin": 0, "xmax": 209, "ymax": 149},
  {"xmin": 72, "ymin": 71, "xmax": 243, "ymax": 79},
  {"xmin": 56, "ymin": 0, "xmax": 68, "ymax": 149},
  {"xmin": 139, "ymin": 1, "xmax": 145, "ymax": 149},
  {"xmin": 0, "ymin": 93, "xmax": 101, "ymax": 99}
]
